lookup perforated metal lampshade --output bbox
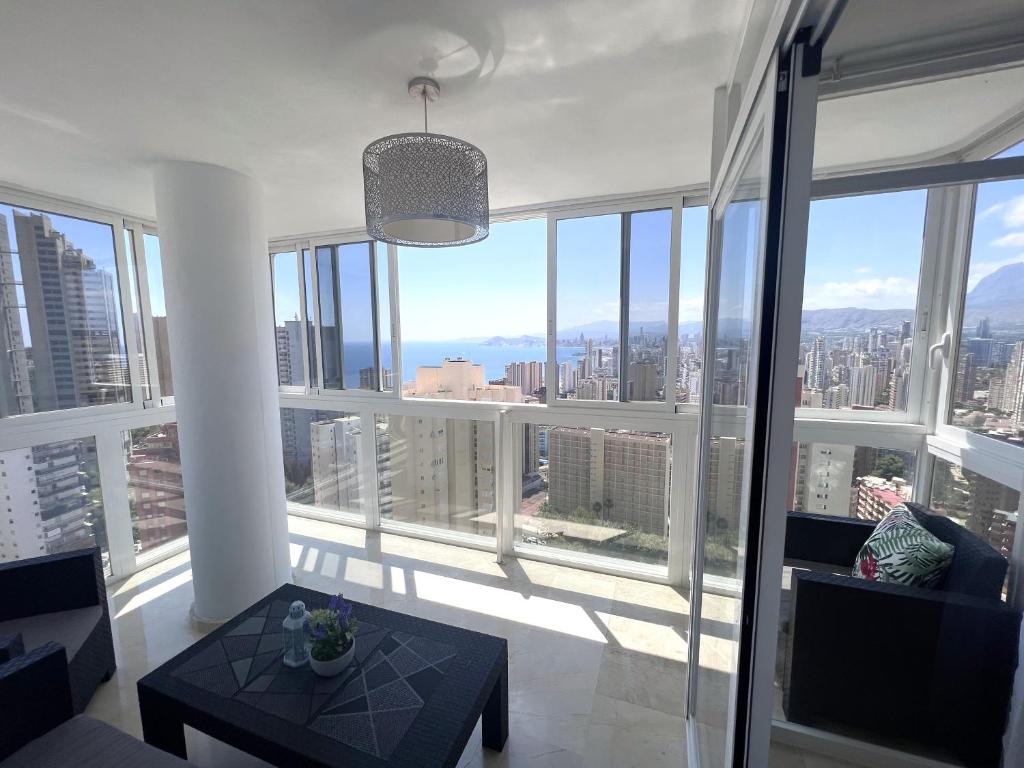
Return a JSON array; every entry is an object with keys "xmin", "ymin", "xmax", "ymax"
[{"xmin": 363, "ymin": 132, "xmax": 489, "ymax": 247}]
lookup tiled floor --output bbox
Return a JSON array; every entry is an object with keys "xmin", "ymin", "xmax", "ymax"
[{"xmin": 85, "ymin": 515, "xmax": 857, "ymax": 767}]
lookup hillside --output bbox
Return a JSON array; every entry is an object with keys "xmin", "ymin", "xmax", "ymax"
[{"xmin": 963, "ymin": 262, "xmax": 1024, "ymax": 327}]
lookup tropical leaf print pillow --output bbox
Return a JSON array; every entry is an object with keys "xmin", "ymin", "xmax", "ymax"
[{"xmin": 852, "ymin": 504, "xmax": 954, "ymax": 588}]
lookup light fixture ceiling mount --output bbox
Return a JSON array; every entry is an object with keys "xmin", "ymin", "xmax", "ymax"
[{"xmin": 363, "ymin": 76, "xmax": 489, "ymax": 248}]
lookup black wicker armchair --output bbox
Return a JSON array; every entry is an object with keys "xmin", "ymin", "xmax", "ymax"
[
  {"xmin": 0, "ymin": 548, "xmax": 115, "ymax": 713},
  {"xmin": 782, "ymin": 504, "xmax": 1021, "ymax": 768},
  {"xmin": 0, "ymin": 642, "xmax": 189, "ymax": 766}
]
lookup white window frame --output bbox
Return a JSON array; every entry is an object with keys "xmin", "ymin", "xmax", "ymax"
[{"xmin": 547, "ymin": 195, "xmax": 682, "ymax": 412}]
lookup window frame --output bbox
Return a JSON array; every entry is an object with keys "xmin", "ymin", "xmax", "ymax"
[
  {"xmin": 547, "ymin": 195, "xmax": 683, "ymax": 411},
  {"xmin": 269, "ymin": 245, "xmax": 310, "ymax": 394}
]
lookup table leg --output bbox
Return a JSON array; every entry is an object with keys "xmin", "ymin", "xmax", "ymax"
[
  {"xmin": 138, "ymin": 686, "xmax": 187, "ymax": 759},
  {"xmin": 481, "ymin": 661, "xmax": 508, "ymax": 751}
]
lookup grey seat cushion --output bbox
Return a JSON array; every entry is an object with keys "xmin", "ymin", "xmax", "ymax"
[
  {"xmin": 0, "ymin": 715, "xmax": 190, "ymax": 767},
  {"xmin": 0, "ymin": 606, "xmax": 102, "ymax": 661}
]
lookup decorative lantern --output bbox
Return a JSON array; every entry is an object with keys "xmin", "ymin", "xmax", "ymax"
[{"xmin": 282, "ymin": 600, "xmax": 310, "ymax": 667}]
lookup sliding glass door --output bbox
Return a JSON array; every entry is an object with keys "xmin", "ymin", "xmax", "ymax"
[{"xmin": 687, "ymin": 33, "xmax": 821, "ymax": 767}]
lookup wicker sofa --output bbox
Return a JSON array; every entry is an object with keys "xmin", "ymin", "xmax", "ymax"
[
  {"xmin": 782, "ymin": 503, "xmax": 1021, "ymax": 767},
  {"xmin": 0, "ymin": 548, "xmax": 115, "ymax": 713},
  {"xmin": 0, "ymin": 642, "xmax": 188, "ymax": 766}
]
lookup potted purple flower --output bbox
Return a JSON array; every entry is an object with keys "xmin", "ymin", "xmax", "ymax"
[{"xmin": 305, "ymin": 594, "xmax": 358, "ymax": 677}]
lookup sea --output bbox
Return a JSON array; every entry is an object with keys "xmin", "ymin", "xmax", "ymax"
[{"xmin": 342, "ymin": 342, "xmax": 585, "ymax": 384}]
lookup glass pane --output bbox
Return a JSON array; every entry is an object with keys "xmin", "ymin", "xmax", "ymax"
[
  {"xmin": 950, "ymin": 177, "xmax": 1024, "ymax": 446},
  {"xmin": 557, "ymin": 214, "xmax": 620, "ymax": 400},
  {"xmin": 142, "ymin": 233, "xmax": 174, "ymax": 398},
  {"xmin": 123, "ymin": 229, "xmax": 152, "ymax": 400},
  {"xmin": 376, "ymin": 414, "xmax": 495, "ymax": 539},
  {"xmin": 125, "ymin": 422, "xmax": 187, "ymax": 556},
  {"xmin": 0, "ymin": 438, "xmax": 108, "ymax": 575},
  {"xmin": 273, "ymin": 251, "xmax": 304, "ymax": 387},
  {"xmin": 799, "ymin": 191, "xmax": 925, "ymax": 413},
  {"xmin": 316, "ymin": 246, "xmax": 341, "ymax": 390},
  {"xmin": 693, "ymin": 132, "xmax": 767, "ymax": 767},
  {"xmin": 929, "ymin": 457, "xmax": 1020, "ymax": 562},
  {"xmin": 790, "ymin": 443, "xmax": 916, "ymax": 518},
  {"xmin": 677, "ymin": 206, "xmax": 709, "ymax": 404},
  {"xmin": 516, "ymin": 424, "xmax": 670, "ymax": 567},
  {"xmin": 375, "ymin": 243, "xmax": 393, "ymax": 392},
  {"xmin": 338, "ymin": 242, "xmax": 376, "ymax": 390},
  {"xmin": 0, "ymin": 204, "xmax": 130, "ymax": 415},
  {"xmin": 626, "ymin": 209, "xmax": 672, "ymax": 402},
  {"xmin": 280, "ymin": 408, "xmax": 362, "ymax": 514},
  {"xmin": 397, "ymin": 219, "xmax": 545, "ymax": 402},
  {"xmin": 302, "ymin": 249, "xmax": 318, "ymax": 388}
]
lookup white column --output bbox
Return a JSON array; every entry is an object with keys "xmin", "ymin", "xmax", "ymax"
[{"xmin": 153, "ymin": 161, "xmax": 291, "ymax": 623}]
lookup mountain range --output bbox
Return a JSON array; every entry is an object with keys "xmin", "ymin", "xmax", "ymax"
[
  {"xmin": 962, "ymin": 261, "xmax": 1024, "ymax": 327},
  {"xmin": 470, "ymin": 262, "xmax": 1024, "ymax": 344}
]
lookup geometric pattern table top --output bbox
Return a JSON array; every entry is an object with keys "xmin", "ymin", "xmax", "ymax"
[{"xmin": 138, "ymin": 584, "xmax": 507, "ymax": 768}]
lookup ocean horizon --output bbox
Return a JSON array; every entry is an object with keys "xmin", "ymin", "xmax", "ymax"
[{"xmin": 339, "ymin": 341, "xmax": 585, "ymax": 384}]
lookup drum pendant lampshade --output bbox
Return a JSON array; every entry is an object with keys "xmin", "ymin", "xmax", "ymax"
[{"xmin": 363, "ymin": 77, "xmax": 489, "ymax": 247}]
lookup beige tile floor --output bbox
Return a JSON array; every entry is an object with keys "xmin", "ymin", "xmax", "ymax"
[{"xmin": 85, "ymin": 515, "xmax": 853, "ymax": 767}]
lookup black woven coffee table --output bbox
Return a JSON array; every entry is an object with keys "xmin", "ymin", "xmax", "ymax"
[{"xmin": 137, "ymin": 583, "xmax": 507, "ymax": 767}]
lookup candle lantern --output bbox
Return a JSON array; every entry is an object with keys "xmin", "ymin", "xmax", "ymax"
[{"xmin": 282, "ymin": 600, "xmax": 310, "ymax": 667}]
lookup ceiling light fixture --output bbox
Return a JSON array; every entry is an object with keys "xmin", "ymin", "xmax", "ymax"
[{"xmin": 363, "ymin": 76, "xmax": 489, "ymax": 247}]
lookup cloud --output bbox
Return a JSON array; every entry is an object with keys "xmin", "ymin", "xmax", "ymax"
[
  {"xmin": 982, "ymin": 194, "xmax": 1024, "ymax": 226},
  {"xmin": 967, "ymin": 255, "xmax": 1024, "ymax": 290},
  {"xmin": 1003, "ymin": 196, "xmax": 1024, "ymax": 227},
  {"xmin": 855, "ymin": 266, "xmax": 873, "ymax": 274},
  {"xmin": 802, "ymin": 276, "xmax": 918, "ymax": 310},
  {"xmin": 980, "ymin": 201, "xmax": 1007, "ymax": 219},
  {"xmin": 678, "ymin": 296, "xmax": 703, "ymax": 322},
  {"xmin": 991, "ymin": 232, "xmax": 1024, "ymax": 248}
]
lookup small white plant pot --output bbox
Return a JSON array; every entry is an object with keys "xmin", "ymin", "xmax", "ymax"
[{"xmin": 309, "ymin": 640, "xmax": 356, "ymax": 677}]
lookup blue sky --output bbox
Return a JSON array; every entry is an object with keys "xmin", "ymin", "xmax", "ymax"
[
  {"xmin": 802, "ymin": 190, "xmax": 927, "ymax": 311},
  {"xmin": 968, "ymin": 178, "xmax": 1024, "ymax": 291},
  {"xmin": 274, "ymin": 209, "xmax": 711, "ymax": 341},
  {"xmin": 9, "ymin": 153, "xmax": 1024, "ymax": 347},
  {"xmin": 0, "ymin": 204, "xmax": 118, "ymax": 272}
]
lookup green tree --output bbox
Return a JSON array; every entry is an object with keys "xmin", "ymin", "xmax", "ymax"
[{"xmin": 872, "ymin": 454, "xmax": 906, "ymax": 481}]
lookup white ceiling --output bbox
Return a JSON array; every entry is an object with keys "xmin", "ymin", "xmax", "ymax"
[
  {"xmin": 815, "ymin": 65, "xmax": 1024, "ymax": 171},
  {"xmin": 0, "ymin": 0, "xmax": 746, "ymax": 238},
  {"xmin": 814, "ymin": 0, "xmax": 1024, "ymax": 170}
]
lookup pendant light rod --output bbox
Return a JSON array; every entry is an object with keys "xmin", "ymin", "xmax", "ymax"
[{"xmin": 408, "ymin": 76, "xmax": 440, "ymax": 135}]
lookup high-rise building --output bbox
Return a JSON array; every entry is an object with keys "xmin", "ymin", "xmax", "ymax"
[
  {"xmin": 900, "ymin": 319, "xmax": 913, "ymax": 342},
  {"xmin": 852, "ymin": 475, "xmax": 912, "ymax": 522},
  {"xmin": 1007, "ymin": 342, "xmax": 1024, "ymax": 426},
  {"xmin": 505, "ymin": 361, "xmax": 545, "ymax": 397},
  {"xmin": 405, "ymin": 358, "xmax": 522, "ymax": 402},
  {"xmin": 888, "ymin": 369, "xmax": 911, "ymax": 411},
  {"xmin": 126, "ymin": 425, "xmax": 187, "ymax": 550},
  {"xmin": 849, "ymin": 364, "xmax": 877, "ymax": 406},
  {"xmin": 10, "ymin": 211, "xmax": 128, "ymax": 412},
  {"xmin": 275, "ymin": 319, "xmax": 304, "ymax": 386},
  {"xmin": 791, "ymin": 443, "xmax": 855, "ymax": 516},
  {"xmin": 955, "ymin": 352, "xmax": 977, "ymax": 403},
  {"xmin": 977, "ymin": 316, "xmax": 992, "ymax": 339},
  {"xmin": 627, "ymin": 361, "xmax": 659, "ymax": 400},
  {"xmin": 805, "ymin": 336, "xmax": 828, "ymax": 391},
  {"xmin": 380, "ymin": 415, "xmax": 495, "ymax": 535},
  {"xmin": 708, "ymin": 437, "xmax": 745, "ymax": 535},
  {"xmin": 558, "ymin": 361, "xmax": 574, "ymax": 394},
  {"xmin": 0, "ymin": 217, "xmax": 33, "ymax": 417},
  {"xmin": 151, "ymin": 315, "xmax": 174, "ymax": 397},
  {"xmin": 546, "ymin": 427, "xmax": 670, "ymax": 535},
  {"xmin": 823, "ymin": 383, "xmax": 850, "ymax": 409},
  {"xmin": 310, "ymin": 416, "xmax": 362, "ymax": 511},
  {"xmin": 1, "ymin": 439, "xmax": 102, "ymax": 561}
]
